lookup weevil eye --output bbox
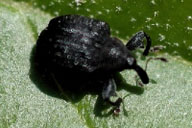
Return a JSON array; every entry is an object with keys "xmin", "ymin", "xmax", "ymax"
[{"xmin": 127, "ymin": 57, "xmax": 136, "ymax": 68}]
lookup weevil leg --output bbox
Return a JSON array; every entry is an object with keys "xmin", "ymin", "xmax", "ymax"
[
  {"xmin": 102, "ymin": 78, "xmax": 123, "ymax": 110},
  {"xmin": 102, "ymin": 78, "xmax": 117, "ymax": 99},
  {"xmin": 149, "ymin": 45, "xmax": 164, "ymax": 53},
  {"xmin": 126, "ymin": 31, "xmax": 151, "ymax": 56},
  {"xmin": 145, "ymin": 57, "xmax": 168, "ymax": 71}
]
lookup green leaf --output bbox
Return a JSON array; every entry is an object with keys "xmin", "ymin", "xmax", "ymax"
[{"xmin": 0, "ymin": 0, "xmax": 192, "ymax": 128}]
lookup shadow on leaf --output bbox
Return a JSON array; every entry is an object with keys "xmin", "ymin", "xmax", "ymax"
[{"xmin": 29, "ymin": 45, "xmax": 145, "ymax": 117}]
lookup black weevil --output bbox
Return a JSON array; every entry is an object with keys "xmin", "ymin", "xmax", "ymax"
[{"xmin": 35, "ymin": 15, "xmax": 152, "ymax": 113}]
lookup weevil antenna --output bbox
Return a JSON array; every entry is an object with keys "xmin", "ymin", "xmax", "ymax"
[
  {"xmin": 126, "ymin": 31, "xmax": 151, "ymax": 56},
  {"xmin": 143, "ymin": 32, "xmax": 151, "ymax": 56}
]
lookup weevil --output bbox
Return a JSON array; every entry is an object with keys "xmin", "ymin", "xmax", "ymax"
[{"xmin": 35, "ymin": 15, "xmax": 152, "ymax": 113}]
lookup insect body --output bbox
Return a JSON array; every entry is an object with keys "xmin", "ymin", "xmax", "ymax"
[{"xmin": 36, "ymin": 15, "xmax": 151, "ymax": 112}]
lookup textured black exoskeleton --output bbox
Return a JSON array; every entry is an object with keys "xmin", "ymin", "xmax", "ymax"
[{"xmin": 36, "ymin": 15, "xmax": 151, "ymax": 113}]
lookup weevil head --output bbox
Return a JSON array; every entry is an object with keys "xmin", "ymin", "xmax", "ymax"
[{"xmin": 127, "ymin": 56, "xmax": 149, "ymax": 84}]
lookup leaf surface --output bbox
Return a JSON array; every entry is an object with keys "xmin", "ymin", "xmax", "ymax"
[{"xmin": 0, "ymin": 0, "xmax": 192, "ymax": 128}]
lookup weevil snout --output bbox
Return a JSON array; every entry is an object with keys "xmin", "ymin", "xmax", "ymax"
[
  {"xmin": 127, "ymin": 57, "xmax": 149, "ymax": 84},
  {"xmin": 134, "ymin": 65, "xmax": 149, "ymax": 84}
]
